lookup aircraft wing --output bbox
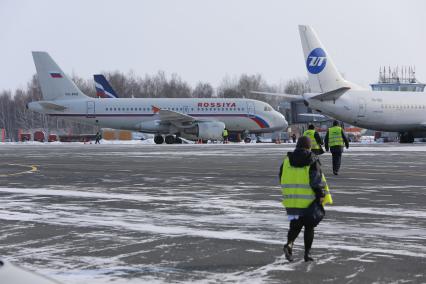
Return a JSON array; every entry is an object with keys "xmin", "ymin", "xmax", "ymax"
[
  {"xmin": 250, "ymin": 91, "xmax": 304, "ymax": 102},
  {"xmin": 152, "ymin": 106, "xmax": 195, "ymax": 124}
]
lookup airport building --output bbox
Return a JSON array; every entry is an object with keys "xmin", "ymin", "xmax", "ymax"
[{"xmin": 371, "ymin": 66, "xmax": 425, "ymax": 92}]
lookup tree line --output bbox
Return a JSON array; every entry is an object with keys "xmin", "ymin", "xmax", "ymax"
[{"xmin": 0, "ymin": 71, "xmax": 308, "ymax": 141}]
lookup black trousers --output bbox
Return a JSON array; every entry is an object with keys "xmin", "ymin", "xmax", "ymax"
[
  {"xmin": 287, "ymin": 217, "xmax": 314, "ymax": 252},
  {"xmin": 330, "ymin": 147, "xmax": 343, "ymax": 173}
]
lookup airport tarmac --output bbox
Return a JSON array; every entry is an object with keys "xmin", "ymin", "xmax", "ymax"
[{"xmin": 0, "ymin": 143, "xmax": 425, "ymax": 283}]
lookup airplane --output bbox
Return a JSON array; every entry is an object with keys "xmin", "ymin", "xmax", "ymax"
[
  {"xmin": 254, "ymin": 25, "xmax": 426, "ymax": 143},
  {"xmin": 94, "ymin": 74, "xmax": 119, "ymax": 98},
  {"xmin": 0, "ymin": 259, "xmax": 60, "ymax": 283},
  {"xmin": 27, "ymin": 52, "xmax": 288, "ymax": 144}
]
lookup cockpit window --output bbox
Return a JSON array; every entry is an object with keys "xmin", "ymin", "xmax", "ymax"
[{"xmin": 264, "ymin": 106, "xmax": 272, "ymax": 111}]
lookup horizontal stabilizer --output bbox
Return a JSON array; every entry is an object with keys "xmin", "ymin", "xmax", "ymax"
[
  {"xmin": 39, "ymin": 102, "xmax": 67, "ymax": 111},
  {"xmin": 250, "ymin": 91, "xmax": 304, "ymax": 102},
  {"xmin": 298, "ymin": 113, "xmax": 326, "ymax": 118},
  {"xmin": 310, "ymin": 87, "xmax": 350, "ymax": 101}
]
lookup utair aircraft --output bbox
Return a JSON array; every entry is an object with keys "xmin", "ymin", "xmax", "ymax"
[
  {"xmin": 255, "ymin": 25, "xmax": 426, "ymax": 143},
  {"xmin": 27, "ymin": 52, "xmax": 287, "ymax": 144}
]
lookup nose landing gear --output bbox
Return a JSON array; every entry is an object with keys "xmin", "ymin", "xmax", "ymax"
[{"xmin": 399, "ymin": 132, "xmax": 414, "ymax": 143}]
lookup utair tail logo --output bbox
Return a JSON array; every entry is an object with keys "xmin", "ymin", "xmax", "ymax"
[{"xmin": 306, "ymin": 48, "xmax": 327, "ymax": 74}]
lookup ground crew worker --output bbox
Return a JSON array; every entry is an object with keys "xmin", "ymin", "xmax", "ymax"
[
  {"xmin": 95, "ymin": 132, "xmax": 102, "ymax": 144},
  {"xmin": 279, "ymin": 136, "xmax": 332, "ymax": 262},
  {"xmin": 325, "ymin": 120, "xmax": 349, "ymax": 175},
  {"xmin": 222, "ymin": 128, "xmax": 229, "ymax": 144},
  {"xmin": 303, "ymin": 124, "xmax": 324, "ymax": 155}
]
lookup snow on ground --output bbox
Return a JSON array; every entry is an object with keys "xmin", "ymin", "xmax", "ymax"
[{"xmin": 0, "ymin": 144, "xmax": 425, "ymax": 283}]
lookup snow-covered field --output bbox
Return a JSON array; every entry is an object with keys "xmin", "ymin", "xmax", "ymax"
[{"xmin": 0, "ymin": 143, "xmax": 425, "ymax": 283}]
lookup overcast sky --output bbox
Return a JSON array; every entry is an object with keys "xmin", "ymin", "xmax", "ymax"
[{"xmin": 1, "ymin": 0, "xmax": 425, "ymax": 92}]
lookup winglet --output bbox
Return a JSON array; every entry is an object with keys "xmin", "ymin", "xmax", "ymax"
[{"xmin": 152, "ymin": 106, "xmax": 161, "ymax": 113}]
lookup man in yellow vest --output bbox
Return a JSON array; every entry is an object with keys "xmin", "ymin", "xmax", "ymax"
[
  {"xmin": 222, "ymin": 128, "xmax": 229, "ymax": 144},
  {"xmin": 279, "ymin": 136, "xmax": 332, "ymax": 262},
  {"xmin": 303, "ymin": 124, "xmax": 324, "ymax": 155},
  {"xmin": 325, "ymin": 120, "xmax": 349, "ymax": 175}
]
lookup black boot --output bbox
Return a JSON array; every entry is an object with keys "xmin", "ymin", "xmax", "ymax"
[
  {"xmin": 283, "ymin": 243, "xmax": 294, "ymax": 262},
  {"xmin": 304, "ymin": 250, "xmax": 314, "ymax": 262}
]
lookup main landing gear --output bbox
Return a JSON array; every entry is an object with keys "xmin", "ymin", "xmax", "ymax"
[
  {"xmin": 154, "ymin": 135, "xmax": 183, "ymax": 144},
  {"xmin": 154, "ymin": 135, "xmax": 164, "ymax": 144},
  {"xmin": 399, "ymin": 132, "xmax": 414, "ymax": 143},
  {"xmin": 165, "ymin": 135, "xmax": 175, "ymax": 144}
]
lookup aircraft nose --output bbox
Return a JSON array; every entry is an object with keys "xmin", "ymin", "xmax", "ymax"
[{"xmin": 273, "ymin": 111, "xmax": 288, "ymax": 130}]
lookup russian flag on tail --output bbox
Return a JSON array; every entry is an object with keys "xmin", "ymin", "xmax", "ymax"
[
  {"xmin": 50, "ymin": 72, "xmax": 62, "ymax": 78},
  {"xmin": 94, "ymin": 74, "xmax": 119, "ymax": 98}
]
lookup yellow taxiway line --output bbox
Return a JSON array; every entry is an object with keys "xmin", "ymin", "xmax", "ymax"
[{"xmin": 0, "ymin": 164, "xmax": 38, "ymax": 177}]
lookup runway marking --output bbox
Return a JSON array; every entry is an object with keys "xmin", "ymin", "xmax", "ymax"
[{"xmin": 0, "ymin": 164, "xmax": 38, "ymax": 177}]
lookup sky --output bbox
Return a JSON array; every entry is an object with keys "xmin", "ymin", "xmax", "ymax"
[{"xmin": 1, "ymin": 0, "xmax": 425, "ymax": 92}]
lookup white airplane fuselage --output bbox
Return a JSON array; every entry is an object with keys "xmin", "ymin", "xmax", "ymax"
[
  {"xmin": 305, "ymin": 90, "xmax": 426, "ymax": 132},
  {"xmin": 29, "ymin": 97, "xmax": 287, "ymax": 135}
]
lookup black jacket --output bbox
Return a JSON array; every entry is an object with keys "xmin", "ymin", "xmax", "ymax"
[
  {"xmin": 324, "ymin": 129, "xmax": 349, "ymax": 151},
  {"xmin": 313, "ymin": 131, "xmax": 323, "ymax": 146},
  {"xmin": 279, "ymin": 149, "xmax": 326, "ymax": 199}
]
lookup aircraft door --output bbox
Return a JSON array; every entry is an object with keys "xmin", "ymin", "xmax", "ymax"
[
  {"xmin": 247, "ymin": 102, "xmax": 255, "ymax": 117},
  {"xmin": 86, "ymin": 101, "xmax": 96, "ymax": 118},
  {"xmin": 357, "ymin": 98, "xmax": 366, "ymax": 118}
]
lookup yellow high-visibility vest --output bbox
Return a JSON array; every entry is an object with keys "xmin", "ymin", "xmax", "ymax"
[
  {"xmin": 303, "ymin": 129, "xmax": 320, "ymax": 150},
  {"xmin": 280, "ymin": 157, "xmax": 332, "ymax": 215},
  {"xmin": 223, "ymin": 129, "xmax": 229, "ymax": 137},
  {"xmin": 328, "ymin": 126, "xmax": 344, "ymax": 147}
]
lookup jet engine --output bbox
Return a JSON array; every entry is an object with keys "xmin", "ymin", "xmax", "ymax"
[{"xmin": 183, "ymin": 121, "xmax": 225, "ymax": 140}]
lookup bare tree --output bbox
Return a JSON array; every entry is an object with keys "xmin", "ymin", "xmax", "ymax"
[{"xmin": 192, "ymin": 82, "xmax": 214, "ymax": 98}]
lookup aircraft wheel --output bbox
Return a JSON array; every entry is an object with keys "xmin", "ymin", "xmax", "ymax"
[
  {"xmin": 400, "ymin": 132, "xmax": 414, "ymax": 143},
  {"xmin": 154, "ymin": 135, "xmax": 164, "ymax": 144},
  {"xmin": 244, "ymin": 137, "xmax": 251, "ymax": 143},
  {"xmin": 175, "ymin": 137, "xmax": 182, "ymax": 144},
  {"xmin": 165, "ymin": 135, "xmax": 175, "ymax": 144}
]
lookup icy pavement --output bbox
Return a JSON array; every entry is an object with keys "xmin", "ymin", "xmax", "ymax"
[{"xmin": 0, "ymin": 143, "xmax": 425, "ymax": 283}]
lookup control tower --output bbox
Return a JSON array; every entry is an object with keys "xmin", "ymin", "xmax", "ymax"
[{"xmin": 370, "ymin": 66, "xmax": 425, "ymax": 92}]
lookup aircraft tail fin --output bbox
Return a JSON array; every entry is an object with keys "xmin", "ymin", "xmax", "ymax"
[
  {"xmin": 32, "ymin": 51, "xmax": 89, "ymax": 101},
  {"xmin": 298, "ymin": 25, "xmax": 360, "ymax": 93},
  {"xmin": 94, "ymin": 74, "xmax": 119, "ymax": 98}
]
